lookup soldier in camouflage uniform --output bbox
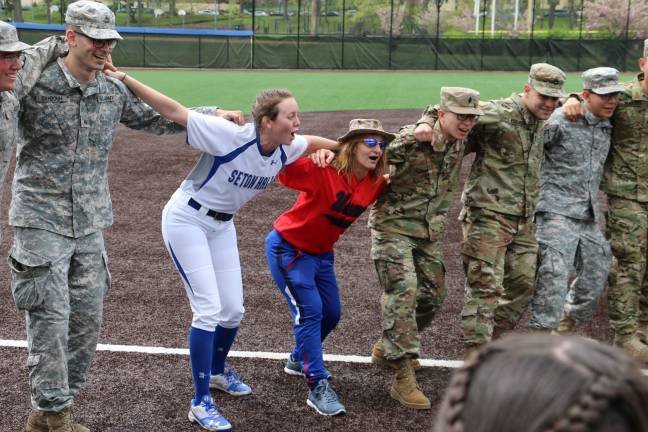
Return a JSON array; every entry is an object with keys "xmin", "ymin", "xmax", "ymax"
[
  {"xmin": 563, "ymin": 40, "xmax": 648, "ymax": 362},
  {"xmin": 369, "ymin": 87, "xmax": 483, "ymax": 409},
  {"xmin": 0, "ymin": 22, "xmax": 66, "ymax": 240},
  {"xmin": 416, "ymin": 64, "xmax": 566, "ymax": 352},
  {"xmin": 529, "ymin": 68, "xmax": 622, "ymax": 334},
  {"xmin": 10, "ymin": 3, "xmax": 226, "ymax": 431}
]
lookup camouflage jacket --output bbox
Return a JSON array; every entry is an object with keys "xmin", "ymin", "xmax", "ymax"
[
  {"xmin": 536, "ymin": 106, "xmax": 611, "ymax": 222},
  {"xmin": 602, "ymin": 73, "xmax": 648, "ymax": 202},
  {"xmin": 369, "ymin": 109, "xmax": 466, "ymax": 240},
  {"xmin": 418, "ymin": 93, "xmax": 545, "ymax": 218},
  {"xmin": 0, "ymin": 36, "xmax": 66, "ymax": 201},
  {"xmin": 10, "ymin": 57, "xmax": 188, "ymax": 238}
]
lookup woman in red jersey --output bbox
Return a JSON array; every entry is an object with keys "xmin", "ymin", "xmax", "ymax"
[{"xmin": 265, "ymin": 119, "xmax": 394, "ymax": 416}]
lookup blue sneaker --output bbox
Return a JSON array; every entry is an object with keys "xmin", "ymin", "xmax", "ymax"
[
  {"xmin": 210, "ymin": 370, "xmax": 252, "ymax": 396},
  {"xmin": 306, "ymin": 379, "xmax": 346, "ymax": 416},
  {"xmin": 188, "ymin": 396, "xmax": 232, "ymax": 431},
  {"xmin": 284, "ymin": 355, "xmax": 332, "ymax": 379}
]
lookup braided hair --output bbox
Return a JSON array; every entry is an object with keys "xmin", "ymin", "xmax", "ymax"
[{"xmin": 434, "ymin": 334, "xmax": 648, "ymax": 432}]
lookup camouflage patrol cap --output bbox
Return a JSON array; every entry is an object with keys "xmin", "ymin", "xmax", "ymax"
[
  {"xmin": 582, "ymin": 67, "xmax": 624, "ymax": 95},
  {"xmin": 440, "ymin": 87, "xmax": 484, "ymax": 115},
  {"xmin": 528, "ymin": 63, "xmax": 566, "ymax": 97},
  {"xmin": 65, "ymin": 0, "xmax": 122, "ymax": 40},
  {"xmin": 0, "ymin": 20, "xmax": 31, "ymax": 52},
  {"xmin": 337, "ymin": 118, "xmax": 396, "ymax": 143}
]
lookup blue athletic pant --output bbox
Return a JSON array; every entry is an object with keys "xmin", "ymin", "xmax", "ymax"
[{"xmin": 265, "ymin": 229, "xmax": 341, "ymax": 387}]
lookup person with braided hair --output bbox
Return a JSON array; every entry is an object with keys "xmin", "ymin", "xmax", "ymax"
[{"xmin": 434, "ymin": 334, "xmax": 648, "ymax": 432}]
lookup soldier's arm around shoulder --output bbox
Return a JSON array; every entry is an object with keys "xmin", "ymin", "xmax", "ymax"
[
  {"xmin": 15, "ymin": 36, "xmax": 67, "ymax": 99},
  {"xmin": 110, "ymin": 73, "xmax": 190, "ymax": 135},
  {"xmin": 386, "ymin": 124, "xmax": 420, "ymax": 165},
  {"xmin": 543, "ymin": 113, "xmax": 563, "ymax": 149},
  {"xmin": 463, "ymin": 100, "xmax": 497, "ymax": 154}
]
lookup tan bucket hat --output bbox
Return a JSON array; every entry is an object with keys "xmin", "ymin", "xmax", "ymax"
[{"xmin": 337, "ymin": 118, "xmax": 396, "ymax": 143}]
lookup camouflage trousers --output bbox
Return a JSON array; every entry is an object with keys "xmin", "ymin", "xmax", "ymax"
[
  {"xmin": 529, "ymin": 212, "xmax": 611, "ymax": 330},
  {"xmin": 606, "ymin": 196, "xmax": 648, "ymax": 336},
  {"xmin": 371, "ymin": 229, "xmax": 446, "ymax": 360},
  {"xmin": 459, "ymin": 207, "xmax": 537, "ymax": 347},
  {"xmin": 8, "ymin": 227, "xmax": 111, "ymax": 412}
]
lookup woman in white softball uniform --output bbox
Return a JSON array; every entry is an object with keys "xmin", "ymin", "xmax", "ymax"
[{"xmin": 107, "ymin": 70, "xmax": 337, "ymax": 432}]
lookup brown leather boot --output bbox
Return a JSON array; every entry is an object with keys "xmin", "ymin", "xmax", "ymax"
[
  {"xmin": 614, "ymin": 334, "xmax": 648, "ymax": 364},
  {"xmin": 371, "ymin": 340, "xmax": 421, "ymax": 370},
  {"xmin": 42, "ymin": 406, "xmax": 90, "ymax": 432},
  {"xmin": 389, "ymin": 359, "xmax": 431, "ymax": 410}
]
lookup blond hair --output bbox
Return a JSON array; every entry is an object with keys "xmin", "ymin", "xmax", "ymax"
[{"xmin": 332, "ymin": 134, "xmax": 386, "ymax": 181}]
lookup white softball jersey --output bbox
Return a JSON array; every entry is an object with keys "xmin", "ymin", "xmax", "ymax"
[{"xmin": 181, "ymin": 111, "xmax": 308, "ymax": 214}]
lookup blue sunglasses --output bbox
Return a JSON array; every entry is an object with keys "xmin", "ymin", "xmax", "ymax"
[{"xmin": 361, "ymin": 138, "xmax": 387, "ymax": 149}]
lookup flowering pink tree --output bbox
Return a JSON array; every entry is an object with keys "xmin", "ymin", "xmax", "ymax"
[{"xmin": 583, "ymin": 0, "xmax": 648, "ymax": 38}]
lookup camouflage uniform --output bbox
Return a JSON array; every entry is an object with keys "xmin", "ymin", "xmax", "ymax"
[
  {"xmin": 9, "ymin": 4, "xmax": 200, "ymax": 412},
  {"xmin": 530, "ymin": 87, "xmax": 616, "ymax": 330},
  {"xmin": 0, "ymin": 22, "xmax": 66, "ymax": 241},
  {"xmin": 370, "ymin": 88, "xmax": 482, "ymax": 360},
  {"xmin": 436, "ymin": 64, "xmax": 566, "ymax": 348},
  {"xmin": 603, "ymin": 71, "xmax": 648, "ymax": 338}
]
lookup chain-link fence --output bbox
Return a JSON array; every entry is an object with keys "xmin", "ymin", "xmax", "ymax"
[{"xmin": 6, "ymin": 0, "xmax": 648, "ymax": 71}]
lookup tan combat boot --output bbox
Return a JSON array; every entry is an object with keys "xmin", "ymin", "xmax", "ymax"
[
  {"xmin": 614, "ymin": 334, "xmax": 648, "ymax": 364},
  {"xmin": 44, "ymin": 406, "xmax": 89, "ymax": 432},
  {"xmin": 556, "ymin": 314, "xmax": 576, "ymax": 335},
  {"xmin": 371, "ymin": 340, "xmax": 421, "ymax": 370},
  {"xmin": 636, "ymin": 323, "xmax": 648, "ymax": 345},
  {"xmin": 390, "ymin": 359, "xmax": 431, "ymax": 410},
  {"xmin": 26, "ymin": 408, "xmax": 89, "ymax": 432}
]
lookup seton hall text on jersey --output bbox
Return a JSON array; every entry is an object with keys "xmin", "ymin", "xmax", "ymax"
[{"xmin": 227, "ymin": 170, "xmax": 276, "ymax": 190}]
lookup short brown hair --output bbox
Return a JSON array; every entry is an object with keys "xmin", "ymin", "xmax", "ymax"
[
  {"xmin": 332, "ymin": 134, "xmax": 386, "ymax": 182},
  {"xmin": 435, "ymin": 334, "xmax": 648, "ymax": 432},
  {"xmin": 251, "ymin": 88, "xmax": 294, "ymax": 131}
]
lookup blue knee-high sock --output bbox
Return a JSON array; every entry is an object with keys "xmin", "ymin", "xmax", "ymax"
[
  {"xmin": 189, "ymin": 326, "xmax": 215, "ymax": 403},
  {"xmin": 211, "ymin": 325, "xmax": 239, "ymax": 375}
]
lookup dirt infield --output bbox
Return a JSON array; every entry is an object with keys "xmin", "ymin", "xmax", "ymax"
[{"xmin": 0, "ymin": 109, "xmax": 613, "ymax": 431}]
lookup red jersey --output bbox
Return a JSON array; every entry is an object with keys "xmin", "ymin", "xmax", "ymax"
[{"xmin": 274, "ymin": 157, "xmax": 386, "ymax": 254}]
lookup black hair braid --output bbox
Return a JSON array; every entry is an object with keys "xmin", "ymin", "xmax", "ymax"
[{"xmin": 546, "ymin": 373, "xmax": 619, "ymax": 432}]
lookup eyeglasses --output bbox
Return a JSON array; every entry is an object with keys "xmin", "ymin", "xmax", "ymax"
[
  {"xmin": 361, "ymin": 137, "xmax": 387, "ymax": 150},
  {"xmin": 74, "ymin": 31, "xmax": 118, "ymax": 49},
  {"xmin": 0, "ymin": 52, "xmax": 23, "ymax": 65},
  {"xmin": 455, "ymin": 113, "xmax": 480, "ymax": 122}
]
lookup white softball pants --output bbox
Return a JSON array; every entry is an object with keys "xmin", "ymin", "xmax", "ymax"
[{"xmin": 161, "ymin": 189, "xmax": 244, "ymax": 331}]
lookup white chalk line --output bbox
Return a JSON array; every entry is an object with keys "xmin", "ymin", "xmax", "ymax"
[
  {"xmin": 0, "ymin": 338, "xmax": 463, "ymax": 369},
  {"xmin": 5, "ymin": 338, "xmax": 645, "ymax": 374}
]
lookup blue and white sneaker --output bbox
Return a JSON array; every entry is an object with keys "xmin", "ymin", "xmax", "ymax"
[
  {"xmin": 210, "ymin": 370, "xmax": 252, "ymax": 396},
  {"xmin": 307, "ymin": 379, "xmax": 346, "ymax": 416},
  {"xmin": 284, "ymin": 355, "xmax": 333, "ymax": 380},
  {"xmin": 188, "ymin": 396, "xmax": 232, "ymax": 431}
]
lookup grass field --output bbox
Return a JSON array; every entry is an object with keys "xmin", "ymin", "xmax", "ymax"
[{"xmin": 124, "ymin": 69, "xmax": 637, "ymax": 112}]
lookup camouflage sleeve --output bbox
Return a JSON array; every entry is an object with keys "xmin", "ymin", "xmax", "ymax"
[
  {"xmin": 464, "ymin": 100, "xmax": 499, "ymax": 153},
  {"xmin": 117, "ymin": 79, "xmax": 185, "ymax": 134},
  {"xmin": 385, "ymin": 124, "xmax": 420, "ymax": 165},
  {"xmin": 543, "ymin": 117, "xmax": 562, "ymax": 149},
  {"xmin": 14, "ymin": 36, "xmax": 68, "ymax": 100},
  {"xmin": 415, "ymin": 105, "xmax": 436, "ymax": 127},
  {"xmin": 191, "ymin": 106, "xmax": 218, "ymax": 115}
]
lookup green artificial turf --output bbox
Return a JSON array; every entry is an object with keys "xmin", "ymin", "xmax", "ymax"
[{"xmin": 124, "ymin": 69, "xmax": 637, "ymax": 113}]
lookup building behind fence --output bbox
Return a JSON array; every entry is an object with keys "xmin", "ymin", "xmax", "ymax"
[{"xmin": 6, "ymin": 0, "xmax": 648, "ymax": 71}]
